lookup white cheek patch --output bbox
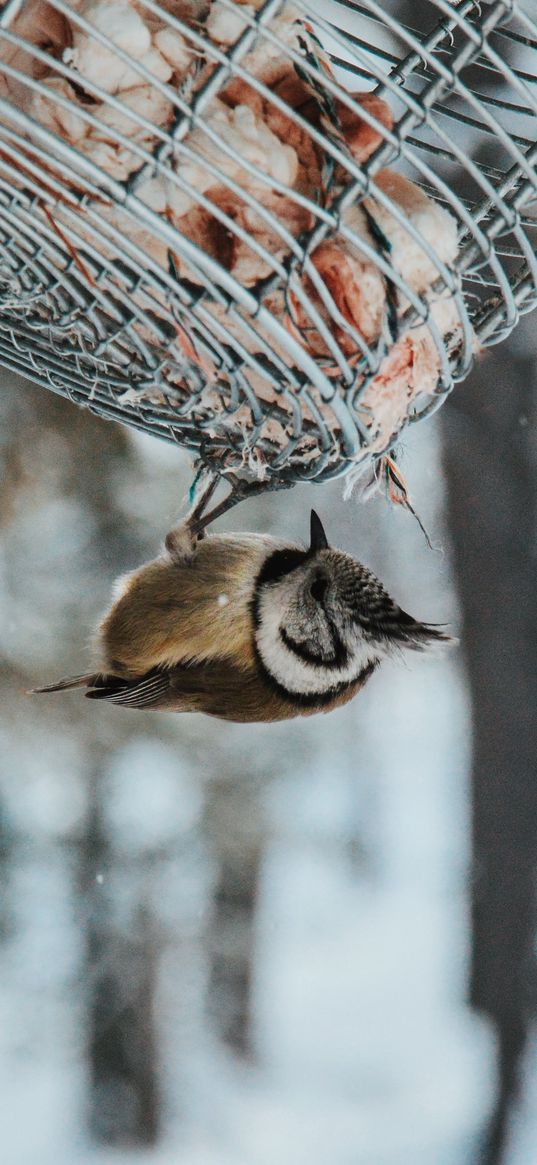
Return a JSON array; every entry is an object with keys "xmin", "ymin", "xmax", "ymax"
[{"xmin": 255, "ymin": 590, "xmax": 379, "ymax": 696}]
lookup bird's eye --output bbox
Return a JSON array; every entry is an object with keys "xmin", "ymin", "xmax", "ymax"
[{"xmin": 310, "ymin": 574, "xmax": 328, "ymax": 603}]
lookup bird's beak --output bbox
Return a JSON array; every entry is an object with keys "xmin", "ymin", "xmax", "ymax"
[{"xmin": 309, "ymin": 510, "xmax": 329, "ymax": 552}]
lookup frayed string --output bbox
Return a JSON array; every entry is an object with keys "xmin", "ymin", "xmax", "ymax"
[{"xmin": 343, "ymin": 452, "xmax": 439, "ymax": 551}]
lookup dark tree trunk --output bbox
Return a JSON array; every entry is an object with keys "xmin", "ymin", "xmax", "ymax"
[
  {"xmin": 81, "ymin": 770, "xmax": 160, "ymax": 1147},
  {"xmin": 205, "ymin": 777, "xmax": 263, "ymax": 1058},
  {"xmin": 443, "ymin": 334, "xmax": 537, "ymax": 1164}
]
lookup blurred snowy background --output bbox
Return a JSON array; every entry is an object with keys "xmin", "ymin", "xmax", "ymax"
[{"xmin": 1, "ymin": 311, "xmax": 536, "ymax": 1165}]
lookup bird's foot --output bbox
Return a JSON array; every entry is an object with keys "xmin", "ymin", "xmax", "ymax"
[{"xmin": 164, "ymin": 521, "xmax": 201, "ymax": 563}]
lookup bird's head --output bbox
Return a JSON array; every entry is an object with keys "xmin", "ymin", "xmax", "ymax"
[{"xmin": 253, "ymin": 510, "xmax": 450, "ymax": 703}]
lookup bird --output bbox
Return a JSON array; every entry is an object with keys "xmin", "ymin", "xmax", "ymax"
[{"xmin": 31, "ymin": 509, "xmax": 450, "ymax": 723}]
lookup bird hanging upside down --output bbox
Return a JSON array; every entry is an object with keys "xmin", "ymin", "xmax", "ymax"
[{"xmin": 31, "ymin": 508, "xmax": 450, "ymax": 723}]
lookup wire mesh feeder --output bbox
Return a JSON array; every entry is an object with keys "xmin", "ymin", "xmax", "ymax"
[{"xmin": 0, "ymin": 0, "xmax": 536, "ymax": 491}]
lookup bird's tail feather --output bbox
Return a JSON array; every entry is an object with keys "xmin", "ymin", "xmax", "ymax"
[{"xmin": 28, "ymin": 673, "xmax": 99, "ymax": 694}]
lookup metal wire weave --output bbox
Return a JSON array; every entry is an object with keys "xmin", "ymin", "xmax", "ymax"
[{"xmin": 0, "ymin": 0, "xmax": 536, "ymax": 485}]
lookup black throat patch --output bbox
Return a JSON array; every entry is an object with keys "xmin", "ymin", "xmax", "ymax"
[
  {"xmin": 279, "ymin": 624, "xmax": 349, "ymax": 669},
  {"xmin": 252, "ymin": 647, "xmax": 379, "ymax": 709}
]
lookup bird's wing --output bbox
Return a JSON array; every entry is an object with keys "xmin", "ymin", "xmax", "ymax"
[
  {"xmin": 85, "ymin": 659, "xmax": 258, "ymax": 716},
  {"xmin": 84, "ymin": 659, "xmax": 296, "ymax": 721},
  {"xmin": 85, "ymin": 668, "xmax": 176, "ymax": 709}
]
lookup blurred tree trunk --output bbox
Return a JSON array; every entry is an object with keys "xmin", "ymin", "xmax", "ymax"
[
  {"xmin": 205, "ymin": 777, "xmax": 264, "ymax": 1058},
  {"xmin": 81, "ymin": 771, "xmax": 159, "ymax": 1146},
  {"xmin": 0, "ymin": 791, "xmax": 14, "ymax": 942},
  {"xmin": 443, "ymin": 334, "xmax": 537, "ymax": 1164}
]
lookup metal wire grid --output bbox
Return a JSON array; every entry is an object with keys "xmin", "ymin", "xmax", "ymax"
[{"xmin": 0, "ymin": 0, "xmax": 536, "ymax": 484}]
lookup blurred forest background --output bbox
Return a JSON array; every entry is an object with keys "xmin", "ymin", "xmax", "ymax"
[
  {"xmin": 1, "ymin": 0, "xmax": 537, "ymax": 1159},
  {"xmin": 0, "ymin": 310, "xmax": 536, "ymax": 1165}
]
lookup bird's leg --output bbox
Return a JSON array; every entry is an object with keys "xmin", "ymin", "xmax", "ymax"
[
  {"xmin": 189, "ymin": 476, "xmax": 293, "ymax": 534},
  {"xmin": 166, "ymin": 472, "xmax": 292, "ymax": 562},
  {"xmin": 165, "ymin": 470, "xmax": 220, "ymax": 562},
  {"xmin": 186, "ymin": 470, "xmax": 221, "ymax": 527},
  {"xmin": 188, "ymin": 476, "xmax": 256, "ymax": 535}
]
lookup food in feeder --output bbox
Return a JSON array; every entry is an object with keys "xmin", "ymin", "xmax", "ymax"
[
  {"xmin": 26, "ymin": 76, "xmax": 90, "ymax": 144},
  {"xmin": 0, "ymin": 0, "xmax": 467, "ymax": 472},
  {"xmin": 285, "ymin": 168, "xmax": 460, "ymax": 445},
  {"xmin": 0, "ymin": 1, "xmax": 68, "ymax": 102},
  {"xmin": 165, "ymin": 99, "xmax": 299, "ymax": 219},
  {"xmin": 62, "ymin": 0, "xmax": 192, "ymax": 92}
]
